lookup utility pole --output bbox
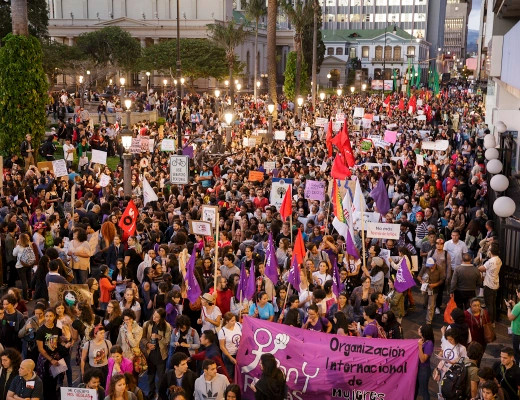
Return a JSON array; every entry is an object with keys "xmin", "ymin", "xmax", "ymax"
[
  {"xmin": 311, "ymin": 0, "xmax": 318, "ymax": 110},
  {"xmin": 176, "ymin": 0, "xmax": 182, "ymax": 155}
]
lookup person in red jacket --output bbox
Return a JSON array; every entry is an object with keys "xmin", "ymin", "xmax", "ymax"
[
  {"xmin": 209, "ymin": 276, "xmax": 233, "ymax": 315},
  {"xmin": 99, "ymin": 265, "xmax": 116, "ymax": 310}
]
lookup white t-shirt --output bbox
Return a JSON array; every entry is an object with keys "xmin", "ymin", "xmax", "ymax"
[
  {"xmin": 201, "ymin": 306, "xmax": 222, "ymax": 332},
  {"xmin": 63, "ymin": 143, "xmax": 75, "ymax": 161},
  {"xmin": 443, "ymin": 240, "xmax": 468, "ymax": 269},
  {"xmin": 312, "ymin": 271, "xmax": 331, "ymax": 287},
  {"xmin": 483, "ymin": 256, "xmax": 502, "ymax": 290},
  {"xmin": 217, "ymin": 323, "xmax": 242, "ymax": 356}
]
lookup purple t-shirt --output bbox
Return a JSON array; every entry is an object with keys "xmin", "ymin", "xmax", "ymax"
[
  {"xmin": 363, "ymin": 321, "xmax": 379, "ymax": 338},
  {"xmin": 419, "ymin": 340, "xmax": 434, "ymax": 367}
]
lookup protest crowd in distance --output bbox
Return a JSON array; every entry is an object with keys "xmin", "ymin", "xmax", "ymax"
[{"xmin": 0, "ymin": 83, "xmax": 516, "ymax": 400}]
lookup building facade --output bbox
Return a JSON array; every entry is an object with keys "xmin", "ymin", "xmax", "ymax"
[
  {"xmin": 320, "ymin": 27, "xmax": 429, "ymax": 87},
  {"xmin": 318, "ymin": 0, "xmax": 446, "ymax": 70},
  {"xmin": 443, "ymin": 0, "xmax": 472, "ymax": 61}
]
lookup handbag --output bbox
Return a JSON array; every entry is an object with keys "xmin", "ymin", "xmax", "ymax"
[{"xmin": 483, "ymin": 322, "xmax": 496, "ymax": 343}]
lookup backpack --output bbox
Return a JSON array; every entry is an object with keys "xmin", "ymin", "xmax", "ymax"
[
  {"xmin": 440, "ymin": 359, "xmax": 469, "ymax": 400},
  {"xmin": 38, "ymin": 144, "xmax": 47, "ymax": 157},
  {"xmin": 375, "ymin": 321, "xmax": 387, "ymax": 339}
]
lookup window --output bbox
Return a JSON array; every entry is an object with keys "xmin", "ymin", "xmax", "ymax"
[
  {"xmin": 327, "ymin": 47, "xmax": 335, "ymax": 55},
  {"xmin": 389, "ymin": 0, "xmax": 400, "ymax": 4},
  {"xmin": 384, "ymin": 45, "xmax": 392, "ymax": 60},
  {"xmin": 401, "ymin": 13, "xmax": 413, "ymax": 22},
  {"xmin": 375, "ymin": 13, "xmax": 386, "ymax": 22},
  {"xmin": 349, "ymin": 47, "xmax": 356, "ymax": 58},
  {"xmin": 416, "ymin": 13, "xmax": 426, "ymax": 21},
  {"xmin": 376, "ymin": 0, "xmax": 387, "ymax": 5},
  {"xmin": 393, "ymin": 46, "xmax": 401, "ymax": 60},
  {"xmin": 362, "ymin": 46, "xmax": 369, "ymax": 58},
  {"xmin": 350, "ymin": 14, "xmax": 361, "ymax": 22},
  {"xmin": 375, "ymin": 45, "xmax": 383, "ymax": 59},
  {"xmin": 327, "ymin": 14, "xmax": 335, "ymax": 22},
  {"xmin": 374, "ymin": 68, "xmax": 382, "ymax": 79},
  {"xmin": 336, "ymin": 47, "xmax": 344, "ymax": 55},
  {"xmin": 407, "ymin": 46, "xmax": 415, "ymax": 57}
]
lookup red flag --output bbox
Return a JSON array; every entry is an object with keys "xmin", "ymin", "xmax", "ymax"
[
  {"xmin": 340, "ymin": 121, "xmax": 355, "ymax": 167},
  {"xmin": 409, "ymin": 95, "xmax": 417, "ymax": 114},
  {"xmin": 293, "ymin": 228, "xmax": 306, "ymax": 264},
  {"xmin": 118, "ymin": 200, "xmax": 138, "ymax": 238},
  {"xmin": 383, "ymin": 95, "xmax": 391, "ymax": 106},
  {"xmin": 398, "ymin": 98, "xmax": 405, "ymax": 111},
  {"xmin": 331, "ymin": 153, "xmax": 351, "ymax": 179},
  {"xmin": 325, "ymin": 121, "xmax": 333, "ymax": 158},
  {"xmin": 280, "ymin": 184, "xmax": 292, "ymax": 222}
]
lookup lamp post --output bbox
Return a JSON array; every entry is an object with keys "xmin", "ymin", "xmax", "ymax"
[
  {"xmin": 121, "ymin": 129, "xmax": 133, "ymax": 197},
  {"xmin": 124, "ymin": 99, "xmax": 132, "ymax": 127},
  {"xmin": 327, "ymin": 73, "xmax": 331, "ymax": 88},
  {"xmin": 256, "ymin": 81, "xmax": 260, "ymax": 106},
  {"xmin": 261, "ymin": 74, "xmax": 268, "ymax": 93},
  {"xmin": 86, "ymin": 70, "xmax": 91, "ymax": 101},
  {"xmin": 350, "ymin": 86, "xmax": 355, "ymax": 94},
  {"xmin": 236, "ymin": 83, "xmax": 241, "ymax": 103},
  {"xmin": 336, "ymin": 88, "xmax": 342, "ymax": 109},
  {"xmin": 382, "ymin": 25, "xmax": 397, "ymax": 99},
  {"xmin": 180, "ymin": 77, "xmax": 185, "ymax": 98},
  {"xmin": 319, "ymin": 92, "xmax": 325, "ymax": 117},
  {"xmin": 145, "ymin": 71, "xmax": 150, "ymax": 93},
  {"xmin": 79, "ymin": 75, "xmax": 84, "ymax": 108},
  {"xmin": 224, "ymin": 80, "xmax": 229, "ymax": 97},
  {"xmin": 120, "ymin": 77, "xmax": 125, "ymax": 97},
  {"xmin": 267, "ymin": 101, "xmax": 275, "ymax": 143},
  {"xmin": 163, "ymin": 79, "xmax": 167, "ymax": 96},
  {"xmin": 224, "ymin": 110, "xmax": 233, "ymax": 149},
  {"xmin": 214, "ymin": 89, "xmax": 220, "ymax": 116},
  {"xmin": 297, "ymin": 96, "xmax": 303, "ymax": 119}
]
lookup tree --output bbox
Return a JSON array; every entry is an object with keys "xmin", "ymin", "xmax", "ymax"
[
  {"xmin": 0, "ymin": 0, "xmax": 48, "ymax": 156},
  {"xmin": 302, "ymin": 2, "xmax": 325, "ymax": 77},
  {"xmin": 139, "ymin": 38, "xmax": 243, "ymax": 91},
  {"xmin": 245, "ymin": 0, "xmax": 267, "ymax": 104},
  {"xmin": 75, "ymin": 26, "xmax": 141, "ymax": 71},
  {"xmin": 267, "ymin": 0, "xmax": 277, "ymax": 109},
  {"xmin": 41, "ymin": 41, "xmax": 86, "ymax": 83},
  {"xmin": 0, "ymin": 0, "xmax": 48, "ymax": 40},
  {"xmin": 207, "ymin": 20, "xmax": 248, "ymax": 109},
  {"xmin": 283, "ymin": 51, "xmax": 309, "ymax": 101},
  {"xmin": 281, "ymin": 0, "xmax": 310, "ymax": 100}
]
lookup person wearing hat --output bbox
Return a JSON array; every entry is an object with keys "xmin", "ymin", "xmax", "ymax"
[
  {"xmin": 197, "ymin": 293, "xmax": 222, "ymax": 333},
  {"xmin": 417, "ymin": 257, "xmax": 445, "ymax": 324}
]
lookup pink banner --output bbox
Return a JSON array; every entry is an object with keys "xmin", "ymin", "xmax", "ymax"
[{"xmin": 236, "ymin": 317, "xmax": 419, "ymax": 400}]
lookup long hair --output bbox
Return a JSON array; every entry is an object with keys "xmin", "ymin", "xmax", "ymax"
[
  {"xmin": 150, "ymin": 308, "xmax": 167, "ymax": 332},
  {"xmin": 260, "ymin": 353, "xmax": 285, "ymax": 383},
  {"xmin": 0, "ymin": 348, "xmax": 22, "ymax": 372},
  {"xmin": 106, "ymin": 300, "xmax": 122, "ymax": 322},
  {"xmin": 108, "ymin": 374, "xmax": 128, "ymax": 400},
  {"xmin": 77, "ymin": 301, "xmax": 94, "ymax": 325}
]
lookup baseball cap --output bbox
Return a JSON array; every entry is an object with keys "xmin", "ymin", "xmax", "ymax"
[{"xmin": 425, "ymin": 257, "xmax": 435, "ymax": 267}]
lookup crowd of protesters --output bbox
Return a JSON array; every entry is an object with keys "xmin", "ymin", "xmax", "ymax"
[{"xmin": 0, "ymin": 80, "xmax": 517, "ymax": 400}]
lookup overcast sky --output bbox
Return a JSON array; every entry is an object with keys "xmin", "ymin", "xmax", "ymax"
[{"xmin": 468, "ymin": 1, "xmax": 482, "ymax": 31}]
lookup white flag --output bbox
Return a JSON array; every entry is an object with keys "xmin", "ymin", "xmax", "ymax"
[
  {"xmin": 143, "ymin": 177, "xmax": 158, "ymax": 206},
  {"xmin": 352, "ymin": 178, "xmax": 366, "ymax": 215}
]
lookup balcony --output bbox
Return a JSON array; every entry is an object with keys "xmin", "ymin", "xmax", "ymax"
[{"xmin": 371, "ymin": 57, "xmax": 405, "ymax": 63}]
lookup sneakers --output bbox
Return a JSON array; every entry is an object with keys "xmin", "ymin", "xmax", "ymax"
[{"xmin": 435, "ymin": 307, "xmax": 441, "ymax": 315}]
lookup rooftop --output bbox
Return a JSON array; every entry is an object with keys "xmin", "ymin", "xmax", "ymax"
[{"xmin": 322, "ymin": 27, "xmax": 416, "ymax": 42}]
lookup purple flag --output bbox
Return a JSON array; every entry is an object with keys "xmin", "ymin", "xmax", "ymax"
[
  {"xmin": 236, "ymin": 262, "xmax": 248, "ymax": 300},
  {"xmin": 244, "ymin": 261, "xmax": 256, "ymax": 301},
  {"xmin": 264, "ymin": 233, "xmax": 279, "ymax": 285},
  {"xmin": 369, "ymin": 176, "xmax": 390, "ymax": 216},
  {"xmin": 185, "ymin": 248, "xmax": 201, "ymax": 303},
  {"xmin": 345, "ymin": 229, "xmax": 360, "ymax": 259},
  {"xmin": 394, "ymin": 257, "xmax": 416, "ymax": 293},
  {"xmin": 331, "ymin": 258, "xmax": 341, "ymax": 297},
  {"xmin": 287, "ymin": 254, "xmax": 301, "ymax": 292}
]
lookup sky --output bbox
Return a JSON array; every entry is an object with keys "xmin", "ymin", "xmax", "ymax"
[{"xmin": 468, "ymin": 1, "xmax": 482, "ymax": 31}]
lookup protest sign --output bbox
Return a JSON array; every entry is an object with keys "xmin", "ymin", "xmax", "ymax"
[
  {"xmin": 61, "ymin": 387, "xmax": 97, "ymax": 400},
  {"xmin": 52, "ymin": 159, "xmax": 68, "ymax": 177},
  {"xmin": 369, "ymin": 135, "xmax": 381, "ymax": 142},
  {"xmin": 374, "ymin": 140, "xmax": 391, "ymax": 148},
  {"xmin": 353, "ymin": 107, "xmax": 364, "ymax": 117},
  {"xmin": 363, "ymin": 113, "xmax": 374, "ymax": 121},
  {"xmin": 248, "ymin": 171, "xmax": 264, "ymax": 182},
  {"xmin": 314, "ymin": 117, "xmax": 328, "ymax": 127},
  {"xmin": 353, "ymin": 211, "xmax": 380, "ymax": 230},
  {"xmin": 419, "ymin": 130, "xmax": 430, "ymax": 138},
  {"xmin": 243, "ymin": 137, "xmax": 256, "ymax": 147},
  {"xmin": 304, "ymin": 180, "xmax": 325, "ymax": 201},
  {"xmin": 237, "ymin": 317, "xmax": 419, "ymax": 400},
  {"xmin": 263, "ymin": 161, "xmax": 276, "ymax": 172},
  {"xmin": 383, "ymin": 130, "xmax": 397, "ymax": 144},
  {"xmin": 421, "ymin": 140, "xmax": 449, "ymax": 151},
  {"xmin": 49, "ymin": 283, "xmax": 92, "ymax": 307},
  {"xmin": 386, "ymin": 123, "xmax": 397, "ymax": 129},
  {"xmin": 417, "ymin": 115, "xmax": 426, "ymax": 121},
  {"xmin": 130, "ymin": 137, "xmax": 141, "ymax": 154},
  {"xmin": 161, "ymin": 139, "xmax": 175, "ymax": 151},
  {"xmin": 373, "ymin": 115, "xmax": 380, "ymax": 122},
  {"xmin": 300, "ymin": 129, "xmax": 312, "ymax": 141},
  {"xmin": 274, "ymin": 130, "xmax": 286, "ymax": 140},
  {"xmin": 416, "ymin": 153, "xmax": 425, "ymax": 166},
  {"xmin": 37, "ymin": 161, "xmax": 53, "ymax": 172},
  {"xmin": 391, "ymin": 156, "xmax": 405, "ymax": 163},
  {"xmin": 417, "ymin": 99, "xmax": 423, "ymax": 106},
  {"xmin": 335, "ymin": 113, "xmax": 345, "ymax": 122},
  {"xmin": 421, "ymin": 141, "xmax": 436, "ymax": 150},
  {"xmin": 201, "ymin": 205, "xmax": 218, "ymax": 228},
  {"xmin": 362, "ymin": 118, "xmax": 372, "ymax": 129},
  {"xmin": 366, "ymin": 222, "xmax": 400, "ymax": 239},
  {"xmin": 99, "ymin": 174, "xmax": 111, "ymax": 187},
  {"xmin": 360, "ymin": 139, "xmax": 374, "ymax": 154},
  {"xmin": 332, "ymin": 122, "xmax": 342, "ymax": 132},
  {"xmin": 270, "ymin": 178, "xmax": 293, "ymax": 210},
  {"xmin": 189, "ymin": 220, "xmax": 212, "ymax": 236},
  {"xmin": 140, "ymin": 136, "xmax": 150, "ymax": 152},
  {"xmin": 417, "ymin": 110, "xmax": 424, "ymax": 115},
  {"xmin": 182, "ymin": 146, "xmax": 194, "ymax": 158},
  {"xmin": 91, "ymin": 150, "xmax": 107, "ymax": 165}
]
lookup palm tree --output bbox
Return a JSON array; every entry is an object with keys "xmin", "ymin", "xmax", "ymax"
[
  {"xmin": 245, "ymin": 0, "xmax": 267, "ymax": 106},
  {"xmin": 207, "ymin": 20, "xmax": 248, "ymax": 109},
  {"xmin": 267, "ymin": 0, "xmax": 277, "ymax": 109},
  {"xmin": 281, "ymin": 0, "xmax": 310, "ymax": 100},
  {"xmin": 11, "ymin": 0, "xmax": 29, "ymax": 36}
]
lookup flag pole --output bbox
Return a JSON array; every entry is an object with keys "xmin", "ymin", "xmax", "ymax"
[
  {"xmin": 278, "ymin": 284, "xmax": 292, "ymax": 323},
  {"xmin": 360, "ymin": 193, "xmax": 367, "ymax": 273},
  {"xmin": 290, "ymin": 215, "xmax": 293, "ymax": 244},
  {"xmin": 214, "ymin": 219, "xmax": 219, "ymax": 292}
]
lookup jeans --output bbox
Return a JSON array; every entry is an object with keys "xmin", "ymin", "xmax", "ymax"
[
  {"xmin": 58, "ymin": 352, "xmax": 73, "ymax": 387},
  {"xmin": 436, "ymin": 281, "xmax": 446, "ymax": 309},
  {"xmin": 223, "ymin": 353, "xmax": 236, "ymax": 381},
  {"xmin": 484, "ymin": 286, "xmax": 498, "ymax": 323},
  {"xmin": 415, "ymin": 365, "xmax": 431, "ymax": 400},
  {"xmin": 74, "ymin": 269, "xmax": 88, "ymax": 284},
  {"xmin": 6, "ymin": 260, "xmax": 17, "ymax": 287},
  {"xmin": 17, "ymin": 266, "xmax": 31, "ymax": 299},
  {"xmin": 147, "ymin": 358, "xmax": 166, "ymax": 396},
  {"xmin": 426, "ymin": 292, "xmax": 438, "ymax": 325}
]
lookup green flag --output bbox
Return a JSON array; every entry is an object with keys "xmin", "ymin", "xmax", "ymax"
[
  {"xmin": 415, "ymin": 65, "xmax": 421, "ymax": 88},
  {"xmin": 392, "ymin": 69, "xmax": 397, "ymax": 92},
  {"xmin": 434, "ymin": 70, "xmax": 440, "ymax": 95}
]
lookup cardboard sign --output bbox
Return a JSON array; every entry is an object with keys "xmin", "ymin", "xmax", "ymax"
[
  {"xmin": 264, "ymin": 161, "xmax": 276, "ymax": 172},
  {"xmin": 353, "ymin": 107, "xmax": 364, "ymax": 118},
  {"xmin": 189, "ymin": 220, "xmax": 212, "ymax": 236},
  {"xmin": 314, "ymin": 117, "xmax": 328, "ymax": 127},
  {"xmin": 384, "ymin": 130, "xmax": 398, "ymax": 144},
  {"xmin": 99, "ymin": 173, "xmax": 111, "ymax": 187},
  {"xmin": 274, "ymin": 130, "xmax": 286, "ymax": 140},
  {"xmin": 61, "ymin": 387, "xmax": 98, "ymax": 400},
  {"xmin": 360, "ymin": 139, "xmax": 374, "ymax": 154},
  {"xmin": 421, "ymin": 140, "xmax": 449, "ymax": 151},
  {"xmin": 270, "ymin": 178, "xmax": 293, "ymax": 210},
  {"xmin": 140, "ymin": 136, "xmax": 150, "ymax": 153},
  {"xmin": 161, "ymin": 139, "xmax": 175, "ymax": 151},
  {"xmin": 366, "ymin": 222, "xmax": 401, "ymax": 240},
  {"xmin": 201, "ymin": 205, "xmax": 218, "ymax": 228},
  {"xmin": 49, "ymin": 283, "xmax": 92, "ymax": 307},
  {"xmin": 416, "ymin": 153, "xmax": 425, "ymax": 166},
  {"xmin": 37, "ymin": 161, "xmax": 53, "ymax": 172},
  {"xmin": 417, "ymin": 115, "xmax": 426, "ymax": 121},
  {"xmin": 374, "ymin": 140, "xmax": 391, "ymax": 148},
  {"xmin": 304, "ymin": 180, "xmax": 325, "ymax": 201},
  {"xmin": 336, "ymin": 113, "xmax": 345, "ymax": 122},
  {"xmin": 91, "ymin": 149, "xmax": 107, "ymax": 165},
  {"xmin": 243, "ymin": 137, "xmax": 257, "ymax": 147},
  {"xmin": 248, "ymin": 170, "xmax": 264, "ymax": 182},
  {"xmin": 169, "ymin": 155, "xmax": 189, "ymax": 185},
  {"xmin": 299, "ymin": 129, "xmax": 312, "ymax": 141},
  {"xmin": 353, "ymin": 211, "xmax": 381, "ymax": 230},
  {"xmin": 362, "ymin": 118, "xmax": 372, "ymax": 129},
  {"xmin": 130, "ymin": 137, "xmax": 141, "ymax": 154},
  {"xmin": 52, "ymin": 159, "xmax": 68, "ymax": 177},
  {"xmin": 332, "ymin": 122, "xmax": 342, "ymax": 132}
]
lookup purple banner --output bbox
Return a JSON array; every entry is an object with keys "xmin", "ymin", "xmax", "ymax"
[{"xmin": 236, "ymin": 317, "xmax": 419, "ymax": 400}]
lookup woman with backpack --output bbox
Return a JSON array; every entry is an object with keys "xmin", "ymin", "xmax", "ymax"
[
  {"xmin": 167, "ymin": 315, "xmax": 200, "ymax": 370},
  {"xmin": 18, "ymin": 302, "xmax": 46, "ymax": 362},
  {"xmin": 218, "ymin": 312, "xmax": 242, "ymax": 380},
  {"xmin": 13, "ymin": 233, "xmax": 37, "ymax": 300},
  {"xmin": 81, "ymin": 324, "xmax": 112, "ymax": 386}
]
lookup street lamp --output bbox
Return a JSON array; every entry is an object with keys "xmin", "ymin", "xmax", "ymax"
[
  {"xmin": 327, "ymin": 73, "xmax": 331, "ymax": 88},
  {"xmin": 256, "ymin": 81, "xmax": 261, "ymax": 88},
  {"xmin": 224, "ymin": 110, "xmax": 233, "ymax": 149},
  {"xmin": 120, "ymin": 77, "xmax": 126, "ymax": 97},
  {"xmin": 319, "ymin": 92, "xmax": 325, "ymax": 117},
  {"xmin": 336, "ymin": 88, "xmax": 342, "ymax": 108},
  {"xmin": 350, "ymin": 86, "xmax": 355, "ymax": 94},
  {"xmin": 267, "ymin": 101, "xmax": 275, "ymax": 143},
  {"xmin": 224, "ymin": 80, "xmax": 229, "ymax": 97},
  {"xmin": 78, "ymin": 75, "xmax": 84, "ymax": 107},
  {"xmin": 297, "ymin": 96, "xmax": 303, "ymax": 119},
  {"xmin": 362, "ymin": 83, "xmax": 367, "ymax": 91},
  {"xmin": 124, "ymin": 99, "xmax": 132, "ymax": 127},
  {"xmin": 121, "ymin": 128, "xmax": 133, "ymax": 197},
  {"xmin": 180, "ymin": 77, "xmax": 185, "ymax": 98},
  {"xmin": 163, "ymin": 79, "xmax": 167, "ymax": 95},
  {"xmin": 145, "ymin": 71, "xmax": 150, "ymax": 93}
]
